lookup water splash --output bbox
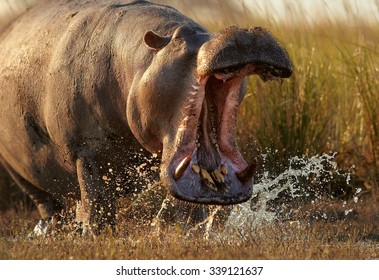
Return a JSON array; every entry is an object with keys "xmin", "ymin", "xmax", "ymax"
[
  {"xmin": 224, "ymin": 151, "xmax": 356, "ymax": 233},
  {"xmin": 101, "ymin": 150, "xmax": 360, "ymax": 239}
]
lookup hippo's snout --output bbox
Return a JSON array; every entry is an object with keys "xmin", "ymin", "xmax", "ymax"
[{"xmin": 197, "ymin": 26, "xmax": 293, "ymax": 82}]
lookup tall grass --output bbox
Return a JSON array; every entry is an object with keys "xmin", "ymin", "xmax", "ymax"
[{"xmin": 231, "ymin": 3, "xmax": 378, "ymax": 193}]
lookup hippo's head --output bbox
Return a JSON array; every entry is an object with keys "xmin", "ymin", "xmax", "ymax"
[{"xmin": 128, "ymin": 24, "xmax": 293, "ymax": 205}]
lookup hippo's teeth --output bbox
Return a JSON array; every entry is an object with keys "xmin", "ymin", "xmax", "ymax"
[
  {"xmin": 200, "ymin": 168, "xmax": 217, "ymax": 191},
  {"xmin": 200, "ymin": 168, "xmax": 213, "ymax": 183},
  {"xmin": 205, "ymin": 181, "xmax": 218, "ymax": 192},
  {"xmin": 191, "ymin": 164, "xmax": 200, "ymax": 174},
  {"xmin": 211, "ymin": 169, "xmax": 224, "ymax": 184},
  {"xmin": 173, "ymin": 156, "xmax": 192, "ymax": 180},
  {"xmin": 220, "ymin": 164, "xmax": 228, "ymax": 175},
  {"xmin": 219, "ymin": 183, "xmax": 230, "ymax": 193},
  {"xmin": 235, "ymin": 160, "xmax": 257, "ymax": 183},
  {"xmin": 211, "ymin": 169, "xmax": 229, "ymax": 193}
]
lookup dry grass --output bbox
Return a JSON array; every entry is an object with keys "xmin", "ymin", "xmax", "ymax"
[
  {"xmin": 0, "ymin": 1, "xmax": 379, "ymax": 260},
  {"xmin": 1, "ymin": 195, "xmax": 378, "ymax": 260}
]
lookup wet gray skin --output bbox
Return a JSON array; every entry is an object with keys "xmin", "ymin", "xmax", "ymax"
[{"xmin": 0, "ymin": 0, "xmax": 293, "ymax": 233}]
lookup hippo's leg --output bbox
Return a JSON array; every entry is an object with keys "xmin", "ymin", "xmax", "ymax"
[
  {"xmin": 0, "ymin": 159, "xmax": 64, "ymax": 219},
  {"xmin": 75, "ymin": 157, "xmax": 116, "ymax": 235},
  {"xmin": 0, "ymin": 158, "xmax": 65, "ymax": 236}
]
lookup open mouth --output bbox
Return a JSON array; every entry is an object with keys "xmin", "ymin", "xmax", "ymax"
[
  {"xmin": 162, "ymin": 61, "xmax": 290, "ymax": 205},
  {"xmin": 161, "ymin": 26, "xmax": 293, "ymax": 205}
]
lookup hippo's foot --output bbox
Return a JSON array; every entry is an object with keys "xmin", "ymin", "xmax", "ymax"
[
  {"xmin": 74, "ymin": 157, "xmax": 117, "ymax": 237},
  {"xmin": 31, "ymin": 219, "xmax": 51, "ymax": 237},
  {"xmin": 75, "ymin": 200, "xmax": 117, "ymax": 237},
  {"xmin": 151, "ymin": 195, "xmax": 221, "ymax": 238},
  {"xmin": 74, "ymin": 221, "xmax": 117, "ymax": 237},
  {"xmin": 28, "ymin": 213, "xmax": 67, "ymax": 238}
]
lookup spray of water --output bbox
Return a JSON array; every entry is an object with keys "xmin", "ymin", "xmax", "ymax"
[
  {"xmin": 131, "ymin": 150, "xmax": 360, "ymax": 239},
  {"xmin": 223, "ymin": 151, "xmax": 358, "ymax": 234}
]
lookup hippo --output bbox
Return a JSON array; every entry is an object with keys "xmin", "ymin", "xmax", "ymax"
[{"xmin": 0, "ymin": 0, "xmax": 293, "ymax": 234}]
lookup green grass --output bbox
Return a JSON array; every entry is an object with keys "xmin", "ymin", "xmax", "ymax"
[{"xmin": 0, "ymin": 0, "xmax": 378, "ymax": 259}]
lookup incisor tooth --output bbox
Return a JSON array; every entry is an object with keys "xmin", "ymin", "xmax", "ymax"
[
  {"xmin": 211, "ymin": 170, "xmax": 229, "ymax": 193},
  {"xmin": 200, "ymin": 168, "xmax": 212, "ymax": 182},
  {"xmin": 211, "ymin": 169, "xmax": 224, "ymax": 183},
  {"xmin": 191, "ymin": 164, "xmax": 200, "ymax": 174},
  {"xmin": 207, "ymin": 182, "xmax": 218, "ymax": 191},
  {"xmin": 200, "ymin": 168, "xmax": 217, "ymax": 191},
  {"xmin": 220, "ymin": 164, "xmax": 228, "ymax": 175},
  {"xmin": 220, "ymin": 184, "xmax": 229, "ymax": 193}
]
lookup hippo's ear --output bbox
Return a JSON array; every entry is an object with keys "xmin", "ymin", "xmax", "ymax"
[{"xmin": 144, "ymin": 31, "xmax": 171, "ymax": 50}]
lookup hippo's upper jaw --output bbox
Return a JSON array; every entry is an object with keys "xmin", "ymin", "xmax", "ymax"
[{"xmin": 160, "ymin": 26, "xmax": 293, "ymax": 205}]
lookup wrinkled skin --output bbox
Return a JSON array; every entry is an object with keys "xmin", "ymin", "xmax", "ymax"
[{"xmin": 0, "ymin": 0, "xmax": 293, "ymax": 234}]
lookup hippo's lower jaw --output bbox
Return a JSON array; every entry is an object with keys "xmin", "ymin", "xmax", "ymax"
[{"xmin": 160, "ymin": 63, "xmax": 269, "ymax": 205}]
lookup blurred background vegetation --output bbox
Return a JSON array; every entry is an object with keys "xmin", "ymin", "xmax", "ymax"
[{"xmin": 0, "ymin": 0, "xmax": 378, "ymax": 211}]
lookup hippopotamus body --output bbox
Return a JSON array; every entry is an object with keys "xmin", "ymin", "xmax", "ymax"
[{"xmin": 0, "ymin": 0, "xmax": 292, "ymax": 233}]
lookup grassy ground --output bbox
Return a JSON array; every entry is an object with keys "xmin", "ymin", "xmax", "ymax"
[
  {"xmin": 0, "ymin": 1, "xmax": 378, "ymax": 259},
  {"xmin": 1, "ymin": 195, "xmax": 378, "ymax": 260}
]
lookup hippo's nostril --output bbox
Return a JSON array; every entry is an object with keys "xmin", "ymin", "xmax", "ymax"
[{"xmin": 273, "ymin": 68, "xmax": 282, "ymax": 76}]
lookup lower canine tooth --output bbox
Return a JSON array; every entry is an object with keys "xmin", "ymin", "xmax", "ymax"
[
  {"xmin": 173, "ymin": 156, "xmax": 191, "ymax": 180},
  {"xmin": 235, "ymin": 160, "xmax": 257, "ymax": 183}
]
